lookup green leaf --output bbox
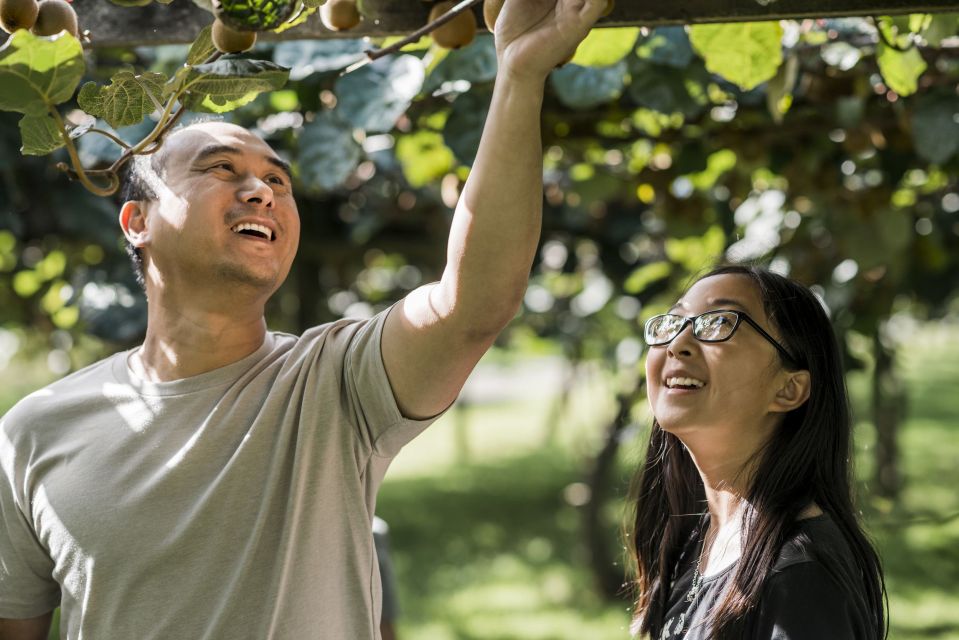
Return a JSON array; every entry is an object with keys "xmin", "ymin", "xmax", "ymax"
[
  {"xmin": 920, "ymin": 12, "xmax": 958, "ymax": 47},
  {"xmin": 876, "ymin": 41, "xmax": 927, "ymax": 97},
  {"xmin": 187, "ymin": 25, "xmax": 217, "ymax": 66},
  {"xmin": 273, "ymin": 39, "xmax": 367, "ymax": 79},
  {"xmin": 77, "ymin": 71, "xmax": 167, "ymax": 129},
  {"xmin": 424, "ymin": 35, "xmax": 496, "ymax": 95},
  {"xmin": 636, "ymin": 27, "xmax": 695, "ymax": 69},
  {"xmin": 444, "ymin": 87, "xmax": 492, "ymax": 167},
  {"xmin": 0, "ymin": 30, "xmax": 85, "ymax": 116},
  {"xmin": 297, "ymin": 111, "xmax": 362, "ymax": 191},
  {"xmin": 396, "ymin": 131, "xmax": 454, "ymax": 188},
  {"xmin": 109, "ymin": 0, "xmax": 154, "ymax": 6},
  {"xmin": 689, "ymin": 22, "xmax": 783, "ymax": 91},
  {"xmin": 334, "ymin": 55, "xmax": 425, "ymax": 133},
  {"xmin": 624, "ymin": 261, "xmax": 671, "ymax": 294},
  {"xmin": 550, "ymin": 62, "xmax": 627, "ymax": 110},
  {"xmin": 18, "ymin": 113, "xmax": 64, "ymax": 155},
  {"xmin": 911, "ymin": 92, "xmax": 959, "ymax": 164},
  {"xmin": 570, "ymin": 27, "xmax": 640, "ymax": 67},
  {"xmin": 178, "ymin": 57, "xmax": 290, "ymax": 113}
]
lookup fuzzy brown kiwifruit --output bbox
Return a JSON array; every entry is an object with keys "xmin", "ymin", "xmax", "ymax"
[
  {"xmin": 429, "ymin": 0, "xmax": 476, "ymax": 50},
  {"xmin": 320, "ymin": 0, "xmax": 360, "ymax": 31},
  {"xmin": 30, "ymin": 0, "xmax": 78, "ymax": 37},
  {"xmin": 0, "ymin": 0, "xmax": 39, "ymax": 33},
  {"xmin": 211, "ymin": 17, "xmax": 257, "ymax": 53}
]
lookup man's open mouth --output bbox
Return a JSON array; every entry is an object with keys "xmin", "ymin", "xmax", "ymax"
[{"xmin": 231, "ymin": 223, "xmax": 275, "ymax": 241}]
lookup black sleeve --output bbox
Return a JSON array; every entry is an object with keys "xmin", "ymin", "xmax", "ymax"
[{"xmin": 751, "ymin": 561, "xmax": 867, "ymax": 640}]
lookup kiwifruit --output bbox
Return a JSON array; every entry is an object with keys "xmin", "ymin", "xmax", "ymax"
[
  {"xmin": 30, "ymin": 0, "xmax": 77, "ymax": 37},
  {"xmin": 0, "ymin": 0, "xmax": 39, "ymax": 33},
  {"xmin": 319, "ymin": 0, "xmax": 359, "ymax": 31},
  {"xmin": 482, "ymin": 0, "xmax": 502, "ymax": 32},
  {"xmin": 429, "ymin": 0, "xmax": 476, "ymax": 50},
  {"xmin": 212, "ymin": 17, "xmax": 257, "ymax": 52}
]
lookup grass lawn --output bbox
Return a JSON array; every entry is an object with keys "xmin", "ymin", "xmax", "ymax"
[
  {"xmin": 378, "ymin": 324, "xmax": 959, "ymax": 640},
  {"xmin": 1, "ymin": 324, "xmax": 956, "ymax": 639}
]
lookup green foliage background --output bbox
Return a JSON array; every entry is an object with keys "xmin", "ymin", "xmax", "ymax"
[{"xmin": 1, "ymin": 8, "xmax": 959, "ymax": 639}]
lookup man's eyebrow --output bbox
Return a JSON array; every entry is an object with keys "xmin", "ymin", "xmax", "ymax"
[{"xmin": 193, "ymin": 144, "xmax": 293, "ymax": 182}]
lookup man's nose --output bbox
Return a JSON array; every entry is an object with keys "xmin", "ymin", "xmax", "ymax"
[{"xmin": 239, "ymin": 176, "xmax": 274, "ymax": 209}]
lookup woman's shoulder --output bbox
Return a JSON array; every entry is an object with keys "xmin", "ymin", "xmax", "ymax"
[{"xmin": 772, "ymin": 512, "xmax": 853, "ymax": 573}]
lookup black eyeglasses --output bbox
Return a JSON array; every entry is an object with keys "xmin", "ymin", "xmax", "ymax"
[{"xmin": 644, "ymin": 309, "xmax": 798, "ymax": 366}]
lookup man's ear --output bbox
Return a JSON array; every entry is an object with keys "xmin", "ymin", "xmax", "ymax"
[
  {"xmin": 119, "ymin": 201, "xmax": 149, "ymax": 247},
  {"xmin": 770, "ymin": 369, "xmax": 811, "ymax": 413}
]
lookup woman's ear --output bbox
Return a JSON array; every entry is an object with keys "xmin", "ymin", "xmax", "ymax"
[
  {"xmin": 770, "ymin": 370, "xmax": 811, "ymax": 413},
  {"xmin": 119, "ymin": 201, "xmax": 149, "ymax": 247}
]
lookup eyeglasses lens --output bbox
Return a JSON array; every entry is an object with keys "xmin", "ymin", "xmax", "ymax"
[
  {"xmin": 694, "ymin": 311, "xmax": 738, "ymax": 341},
  {"xmin": 646, "ymin": 315, "xmax": 685, "ymax": 345}
]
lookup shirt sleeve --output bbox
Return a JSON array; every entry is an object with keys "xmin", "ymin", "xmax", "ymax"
[
  {"xmin": 0, "ymin": 419, "xmax": 60, "ymax": 618},
  {"xmin": 341, "ymin": 306, "xmax": 449, "ymax": 458},
  {"xmin": 752, "ymin": 561, "xmax": 867, "ymax": 640}
]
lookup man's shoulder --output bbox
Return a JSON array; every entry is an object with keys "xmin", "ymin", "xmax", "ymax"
[{"xmin": 1, "ymin": 353, "xmax": 123, "ymax": 448}]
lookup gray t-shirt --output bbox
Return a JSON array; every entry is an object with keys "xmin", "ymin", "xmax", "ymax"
[{"xmin": 0, "ymin": 311, "xmax": 439, "ymax": 639}]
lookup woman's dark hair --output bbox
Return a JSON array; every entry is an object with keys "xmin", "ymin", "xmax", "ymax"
[{"xmin": 628, "ymin": 264, "xmax": 887, "ymax": 638}]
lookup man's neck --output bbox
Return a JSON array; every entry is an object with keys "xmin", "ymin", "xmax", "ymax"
[{"xmin": 133, "ymin": 296, "xmax": 268, "ymax": 382}]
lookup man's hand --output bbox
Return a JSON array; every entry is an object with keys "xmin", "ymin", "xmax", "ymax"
[{"xmin": 493, "ymin": 0, "xmax": 607, "ymax": 81}]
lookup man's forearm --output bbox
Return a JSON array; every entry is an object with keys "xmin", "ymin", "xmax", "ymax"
[{"xmin": 434, "ymin": 70, "xmax": 546, "ymax": 336}]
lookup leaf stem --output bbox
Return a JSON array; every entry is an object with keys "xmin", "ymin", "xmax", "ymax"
[
  {"xmin": 86, "ymin": 127, "xmax": 132, "ymax": 149},
  {"xmin": 50, "ymin": 108, "xmax": 120, "ymax": 197}
]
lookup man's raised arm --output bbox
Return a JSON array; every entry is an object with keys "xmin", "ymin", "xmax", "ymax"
[{"xmin": 382, "ymin": 0, "xmax": 606, "ymax": 419}]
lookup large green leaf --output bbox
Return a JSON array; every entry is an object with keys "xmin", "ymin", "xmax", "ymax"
[
  {"xmin": 636, "ymin": 26, "xmax": 695, "ymax": 69},
  {"xmin": 911, "ymin": 92, "xmax": 959, "ymax": 164},
  {"xmin": 876, "ymin": 42, "xmax": 927, "ymax": 97},
  {"xmin": 273, "ymin": 39, "xmax": 366, "ymax": 80},
  {"xmin": 78, "ymin": 71, "xmax": 167, "ymax": 129},
  {"xmin": 18, "ymin": 113, "xmax": 64, "ymax": 155},
  {"xmin": 689, "ymin": 22, "xmax": 783, "ymax": 91},
  {"xmin": 550, "ymin": 62, "xmax": 627, "ymax": 110},
  {"xmin": 334, "ymin": 55, "xmax": 425, "ymax": 133},
  {"xmin": 571, "ymin": 27, "xmax": 640, "ymax": 67},
  {"xmin": 177, "ymin": 57, "xmax": 290, "ymax": 113},
  {"xmin": 297, "ymin": 110, "xmax": 362, "ymax": 191},
  {"xmin": 395, "ymin": 131, "xmax": 454, "ymax": 188},
  {"xmin": 187, "ymin": 25, "xmax": 217, "ymax": 66},
  {"xmin": 0, "ymin": 30, "xmax": 85, "ymax": 116},
  {"xmin": 444, "ymin": 87, "xmax": 492, "ymax": 167},
  {"xmin": 424, "ymin": 35, "xmax": 497, "ymax": 95},
  {"xmin": 628, "ymin": 61, "xmax": 709, "ymax": 119}
]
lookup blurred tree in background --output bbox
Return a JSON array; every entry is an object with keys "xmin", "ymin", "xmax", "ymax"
[{"xmin": 2, "ymin": 9, "xmax": 959, "ymax": 638}]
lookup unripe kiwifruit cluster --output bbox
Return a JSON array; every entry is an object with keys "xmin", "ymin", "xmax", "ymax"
[{"xmin": 0, "ymin": 0, "xmax": 79, "ymax": 37}]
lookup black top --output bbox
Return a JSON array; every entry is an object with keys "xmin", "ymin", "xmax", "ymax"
[{"xmin": 657, "ymin": 514, "xmax": 876, "ymax": 640}]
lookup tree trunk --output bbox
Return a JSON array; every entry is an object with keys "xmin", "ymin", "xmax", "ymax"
[{"xmin": 872, "ymin": 329, "xmax": 905, "ymax": 500}]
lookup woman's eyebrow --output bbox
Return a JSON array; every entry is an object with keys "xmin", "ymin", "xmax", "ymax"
[{"xmin": 668, "ymin": 298, "xmax": 750, "ymax": 314}]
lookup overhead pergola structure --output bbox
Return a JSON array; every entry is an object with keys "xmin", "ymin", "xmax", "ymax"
[{"xmin": 2, "ymin": 0, "xmax": 958, "ymax": 48}]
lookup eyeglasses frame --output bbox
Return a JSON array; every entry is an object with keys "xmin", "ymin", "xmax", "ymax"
[{"xmin": 644, "ymin": 309, "xmax": 799, "ymax": 367}]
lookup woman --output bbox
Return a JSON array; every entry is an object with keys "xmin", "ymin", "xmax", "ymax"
[{"xmin": 628, "ymin": 265, "xmax": 886, "ymax": 639}]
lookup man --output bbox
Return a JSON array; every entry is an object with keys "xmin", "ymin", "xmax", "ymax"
[{"xmin": 0, "ymin": 1, "xmax": 607, "ymax": 637}]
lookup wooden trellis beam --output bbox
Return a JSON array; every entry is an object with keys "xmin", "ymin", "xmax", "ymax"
[{"xmin": 2, "ymin": 0, "xmax": 959, "ymax": 48}]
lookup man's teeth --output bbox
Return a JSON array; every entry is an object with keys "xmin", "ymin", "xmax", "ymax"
[
  {"xmin": 231, "ymin": 222, "xmax": 274, "ymax": 240},
  {"xmin": 667, "ymin": 377, "xmax": 706, "ymax": 389}
]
